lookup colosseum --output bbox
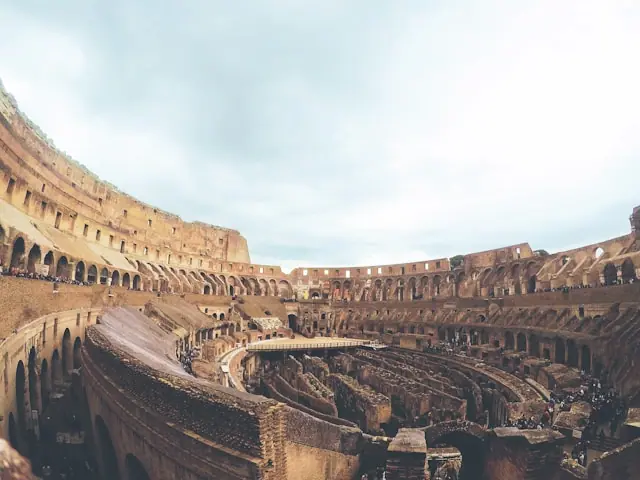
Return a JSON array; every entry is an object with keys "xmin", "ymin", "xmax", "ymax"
[{"xmin": 0, "ymin": 77, "xmax": 639, "ymax": 480}]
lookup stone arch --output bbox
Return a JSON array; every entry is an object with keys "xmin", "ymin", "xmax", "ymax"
[
  {"xmin": 56, "ymin": 255, "xmax": 70, "ymax": 278},
  {"xmin": 122, "ymin": 272, "xmax": 131, "ymax": 288},
  {"xmin": 26, "ymin": 244, "xmax": 42, "ymax": 273},
  {"xmin": 10, "ymin": 237, "xmax": 26, "ymax": 269},
  {"xmin": 567, "ymin": 339, "xmax": 579, "ymax": 367},
  {"xmin": 278, "ymin": 280, "xmax": 293, "ymax": 298},
  {"xmin": 527, "ymin": 274, "xmax": 537, "ymax": 293},
  {"xmin": 95, "ymin": 415, "xmax": 121, "ymax": 479},
  {"xmin": 51, "ymin": 349, "xmax": 63, "ymax": 386},
  {"xmin": 432, "ymin": 275, "xmax": 441, "ymax": 296},
  {"xmin": 529, "ymin": 334, "xmax": 540, "ymax": 357},
  {"xmin": 204, "ymin": 284, "xmax": 211, "ymax": 295},
  {"xmin": 15, "ymin": 360, "xmax": 27, "ymax": 455},
  {"xmin": 73, "ymin": 337, "xmax": 82, "ymax": 369},
  {"xmin": 555, "ymin": 338, "xmax": 566, "ymax": 364},
  {"xmin": 581, "ymin": 345, "xmax": 591, "ymax": 372},
  {"xmin": 424, "ymin": 421, "xmax": 487, "ymax": 480},
  {"xmin": 87, "ymin": 264, "xmax": 98, "ymax": 283},
  {"xmin": 62, "ymin": 328, "xmax": 73, "ymax": 378},
  {"xmin": 259, "ymin": 278, "xmax": 269, "ymax": 296},
  {"xmin": 75, "ymin": 261, "xmax": 86, "ymax": 282},
  {"xmin": 269, "ymin": 279, "xmax": 277, "ymax": 296},
  {"xmin": 407, "ymin": 277, "xmax": 417, "ymax": 300},
  {"xmin": 288, "ymin": 314, "xmax": 297, "ymax": 331},
  {"xmin": 8, "ymin": 413, "xmax": 19, "ymax": 451},
  {"xmin": 40, "ymin": 358, "xmax": 50, "ymax": 411},
  {"xmin": 505, "ymin": 332, "xmax": 515, "ymax": 350},
  {"xmin": 111, "ymin": 270, "xmax": 120, "ymax": 286},
  {"xmin": 133, "ymin": 275, "xmax": 141, "ymax": 290},
  {"xmin": 43, "ymin": 250, "xmax": 54, "ymax": 268},
  {"xmin": 125, "ymin": 453, "xmax": 151, "ymax": 480},
  {"xmin": 621, "ymin": 258, "xmax": 636, "ymax": 282},
  {"xmin": 99, "ymin": 267, "xmax": 109, "ymax": 284},
  {"xmin": 28, "ymin": 347, "xmax": 42, "ymax": 415},
  {"xmin": 516, "ymin": 333, "xmax": 527, "ymax": 352},
  {"xmin": 603, "ymin": 263, "xmax": 617, "ymax": 285}
]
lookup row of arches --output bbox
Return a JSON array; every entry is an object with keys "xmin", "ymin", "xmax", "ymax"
[
  {"xmin": 95, "ymin": 415, "xmax": 150, "ymax": 480},
  {"xmin": 321, "ymin": 255, "xmax": 638, "ymax": 303},
  {"xmin": 9, "ymin": 329, "xmax": 83, "ymax": 457},
  {"xmin": 437, "ymin": 327, "xmax": 594, "ymax": 373},
  {"xmin": 7, "ymin": 236, "xmax": 144, "ymax": 290}
]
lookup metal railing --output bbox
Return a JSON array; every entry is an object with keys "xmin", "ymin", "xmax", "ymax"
[{"xmin": 246, "ymin": 340, "xmax": 370, "ymax": 351}]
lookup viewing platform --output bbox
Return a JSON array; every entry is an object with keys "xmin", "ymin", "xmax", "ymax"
[{"xmin": 246, "ymin": 337, "xmax": 372, "ymax": 352}]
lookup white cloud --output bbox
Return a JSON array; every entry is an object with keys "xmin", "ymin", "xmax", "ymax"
[{"xmin": 1, "ymin": 1, "xmax": 638, "ymax": 268}]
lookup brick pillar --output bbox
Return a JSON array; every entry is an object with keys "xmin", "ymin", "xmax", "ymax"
[{"xmin": 386, "ymin": 428, "xmax": 428, "ymax": 480}]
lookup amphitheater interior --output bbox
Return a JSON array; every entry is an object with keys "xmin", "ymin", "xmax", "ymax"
[{"xmin": 1, "ymin": 78, "xmax": 640, "ymax": 480}]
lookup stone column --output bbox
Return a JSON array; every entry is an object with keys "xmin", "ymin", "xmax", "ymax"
[{"xmin": 386, "ymin": 428, "xmax": 428, "ymax": 480}]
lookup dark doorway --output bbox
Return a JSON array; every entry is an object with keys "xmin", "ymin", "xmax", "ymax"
[
  {"xmin": 95, "ymin": 415, "xmax": 121, "ymax": 479},
  {"xmin": 125, "ymin": 454, "xmax": 151, "ymax": 480}
]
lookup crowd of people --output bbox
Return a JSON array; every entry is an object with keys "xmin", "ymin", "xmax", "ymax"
[
  {"xmin": 533, "ymin": 278, "xmax": 636, "ymax": 294},
  {"xmin": 0, "ymin": 266, "xmax": 90, "ymax": 286},
  {"xmin": 179, "ymin": 345, "xmax": 201, "ymax": 375}
]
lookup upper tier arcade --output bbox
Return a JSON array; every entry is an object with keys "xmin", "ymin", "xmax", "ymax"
[
  {"xmin": 0, "ymin": 79, "xmax": 250, "ymax": 266},
  {"xmin": 0, "ymin": 78, "xmax": 639, "ymax": 305}
]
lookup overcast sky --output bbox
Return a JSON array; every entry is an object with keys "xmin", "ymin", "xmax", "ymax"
[{"xmin": 1, "ymin": 1, "xmax": 639, "ymax": 271}]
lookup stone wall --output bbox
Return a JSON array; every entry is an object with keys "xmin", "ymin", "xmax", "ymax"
[
  {"xmin": 285, "ymin": 407, "xmax": 361, "ymax": 480},
  {"xmin": 327, "ymin": 373, "xmax": 391, "ymax": 434},
  {"xmin": 84, "ymin": 327, "xmax": 276, "ymax": 459},
  {"xmin": 587, "ymin": 438, "xmax": 640, "ymax": 480}
]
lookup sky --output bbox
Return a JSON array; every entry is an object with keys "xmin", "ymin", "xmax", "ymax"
[{"xmin": 1, "ymin": 1, "xmax": 639, "ymax": 272}]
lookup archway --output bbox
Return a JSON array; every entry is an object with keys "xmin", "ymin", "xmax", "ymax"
[
  {"xmin": 51, "ymin": 349, "xmax": 63, "ymax": 386},
  {"xmin": 56, "ymin": 256, "xmax": 69, "ymax": 278},
  {"xmin": 122, "ymin": 272, "xmax": 131, "ymax": 289},
  {"xmin": 8, "ymin": 413, "xmax": 19, "ymax": 451},
  {"xmin": 278, "ymin": 280, "xmax": 293, "ymax": 298},
  {"xmin": 527, "ymin": 275, "xmax": 537, "ymax": 293},
  {"xmin": 505, "ymin": 332, "xmax": 515, "ymax": 350},
  {"xmin": 43, "ymin": 251, "xmax": 54, "ymax": 268},
  {"xmin": 516, "ymin": 333, "xmax": 527, "ymax": 352},
  {"xmin": 204, "ymin": 284, "xmax": 211, "ymax": 295},
  {"xmin": 567, "ymin": 339, "xmax": 579, "ymax": 368},
  {"xmin": 87, "ymin": 265, "xmax": 98, "ymax": 283},
  {"xmin": 555, "ymin": 338, "xmax": 566, "ymax": 364},
  {"xmin": 15, "ymin": 360, "xmax": 27, "ymax": 455},
  {"xmin": 100, "ymin": 267, "xmax": 109, "ymax": 285},
  {"xmin": 28, "ymin": 347, "xmax": 42, "ymax": 414},
  {"xmin": 75, "ymin": 261, "xmax": 86, "ymax": 282},
  {"xmin": 528, "ymin": 334, "xmax": 540, "ymax": 357},
  {"xmin": 40, "ymin": 358, "xmax": 50, "ymax": 411},
  {"xmin": 621, "ymin": 258, "xmax": 636, "ymax": 283},
  {"xmin": 73, "ymin": 337, "xmax": 82, "ymax": 369},
  {"xmin": 425, "ymin": 422, "xmax": 486, "ymax": 480},
  {"xmin": 27, "ymin": 244, "xmax": 42, "ymax": 273},
  {"xmin": 62, "ymin": 329, "xmax": 72, "ymax": 378},
  {"xmin": 10, "ymin": 237, "xmax": 25, "ymax": 269},
  {"xmin": 581, "ymin": 345, "xmax": 591, "ymax": 373},
  {"xmin": 603, "ymin": 263, "xmax": 617, "ymax": 285},
  {"xmin": 125, "ymin": 453, "xmax": 151, "ymax": 480},
  {"xmin": 95, "ymin": 415, "xmax": 121, "ymax": 479},
  {"xmin": 111, "ymin": 270, "xmax": 121, "ymax": 286},
  {"xmin": 132, "ymin": 275, "xmax": 141, "ymax": 290}
]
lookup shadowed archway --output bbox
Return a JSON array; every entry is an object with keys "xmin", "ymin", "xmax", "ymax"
[
  {"xmin": 424, "ymin": 421, "xmax": 487, "ymax": 480},
  {"xmin": 125, "ymin": 453, "xmax": 151, "ymax": 480},
  {"xmin": 95, "ymin": 415, "xmax": 121, "ymax": 479}
]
